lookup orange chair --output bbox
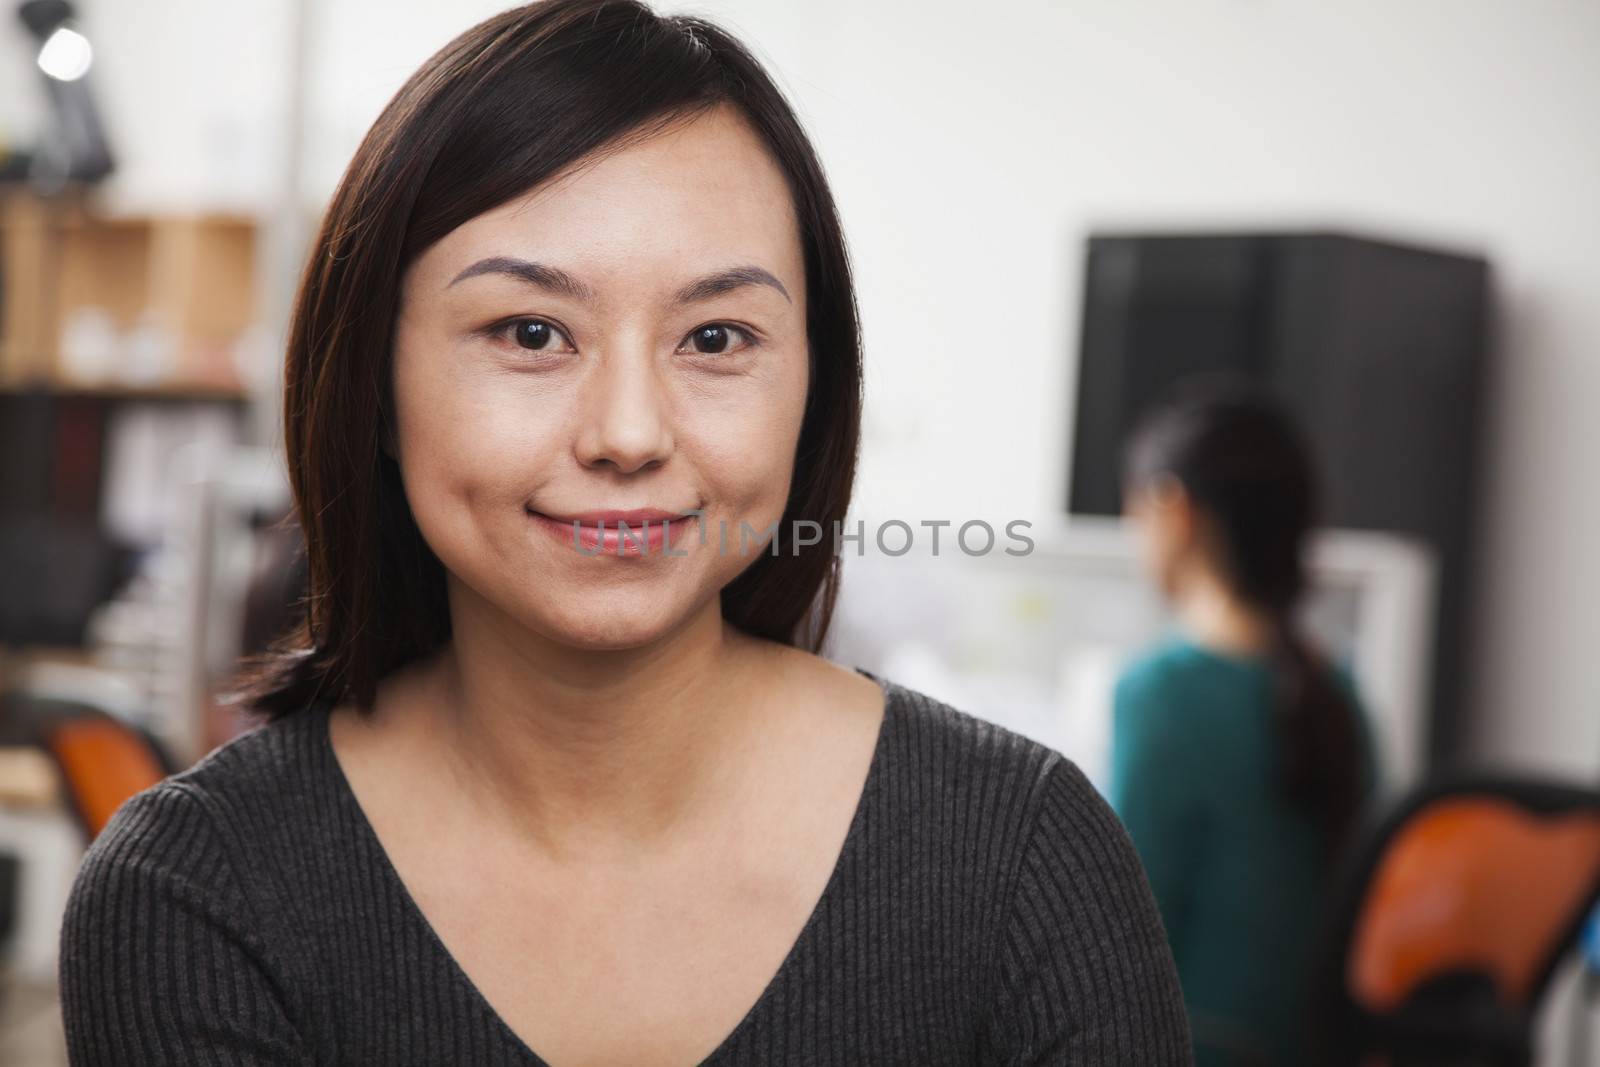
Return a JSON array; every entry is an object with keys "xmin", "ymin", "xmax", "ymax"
[{"xmin": 1309, "ymin": 776, "xmax": 1600, "ymax": 1067}]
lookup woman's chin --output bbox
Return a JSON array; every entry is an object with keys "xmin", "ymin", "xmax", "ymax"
[{"xmin": 525, "ymin": 599, "xmax": 695, "ymax": 652}]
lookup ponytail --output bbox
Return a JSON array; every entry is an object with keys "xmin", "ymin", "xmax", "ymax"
[{"xmin": 1264, "ymin": 611, "xmax": 1365, "ymax": 865}]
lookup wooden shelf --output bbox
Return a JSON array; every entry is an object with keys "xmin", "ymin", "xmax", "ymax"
[{"xmin": 0, "ymin": 192, "xmax": 260, "ymax": 387}]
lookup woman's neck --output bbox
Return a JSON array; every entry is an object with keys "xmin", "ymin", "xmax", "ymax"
[
  {"xmin": 1173, "ymin": 568, "xmax": 1275, "ymax": 658},
  {"xmin": 392, "ymin": 586, "xmax": 777, "ymax": 862}
]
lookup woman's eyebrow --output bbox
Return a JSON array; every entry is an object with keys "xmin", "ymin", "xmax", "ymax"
[
  {"xmin": 447, "ymin": 257, "xmax": 593, "ymax": 299},
  {"xmin": 674, "ymin": 265, "xmax": 791, "ymax": 305},
  {"xmin": 447, "ymin": 257, "xmax": 790, "ymax": 305}
]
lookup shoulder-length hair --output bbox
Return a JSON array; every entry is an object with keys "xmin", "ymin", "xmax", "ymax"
[{"xmin": 228, "ymin": 0, "xmax": 862, "ymax": 722}]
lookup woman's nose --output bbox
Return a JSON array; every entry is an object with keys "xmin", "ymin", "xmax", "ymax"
[{"xmin": 573, "ymin": 348, "xmax": 675, "ymax": 474}]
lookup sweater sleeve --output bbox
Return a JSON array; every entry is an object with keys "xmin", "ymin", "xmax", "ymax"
[
  {"xmin": 987, "ymin": 758, "xmax": 1194, "ymax": 1065},
  {"xmin": 58, "ymin": 782, "xmax": 314, "ymax": 1066}
]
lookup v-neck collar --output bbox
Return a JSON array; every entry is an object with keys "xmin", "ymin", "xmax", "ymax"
[{"xmin": 311, "ymin": 667, "xmax": 898, "ymax": 1066}]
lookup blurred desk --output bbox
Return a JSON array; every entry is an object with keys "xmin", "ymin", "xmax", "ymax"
[
  {"xmin": 0, "ymin": 646, "xmax": 99, "ymax": 988},
  {"xmin": 0, "ymin": 748, "xmax": 59, "ymax": 808}
]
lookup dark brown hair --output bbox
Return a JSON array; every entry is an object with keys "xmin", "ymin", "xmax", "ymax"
[
  {"xmin": 226, "ymin": 0, "xmax": 863, "ymax": 721},
  {"xmin": 1124, "ymin": 378, "xmax": 1369, "ymax": 864}
]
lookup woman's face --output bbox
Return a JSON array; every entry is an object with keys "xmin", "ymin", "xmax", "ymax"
[
  {"xmin": 390, "ymin": 104, "xmax": 810, "ymax": 650},
  {"xmin": 1124, "ymin": 475, "xmax": 1194, "ymax": 602}
]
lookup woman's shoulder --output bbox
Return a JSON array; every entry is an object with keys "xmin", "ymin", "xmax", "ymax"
[
  {"xmin": 1118, "ymin": 634, "xmax": 1259, "ymax": 686},
  {"xmin": 62, "ymin": 703, "xmax": 339, "ymax": 990},
  {"xmin": 59, "ymin": 715, "xmax": 323, "ymax": 1063},
  {"xmin": 164, "ymin": 702, "xmax": 334, "ymax": 821},
  {"xmin": 879, "ymin": 670, "xmax": 1048, "ymax": 759},
  {"xmin": 872, "ymin": 672, "xmax": 1112, "ymax": 845},
  {"xmin": 780, "ymin": 647, "xmax": 1083, "ymax": 821},
  {"xmin": 875, "ymin": 675, "xmax": 1191, "ymax": 1059},
  {"xmin": 873, "ymin": 669, "xmax": 1155, "ymax": 909},
  {"xmin": 70, "ymin": 703, "xmax": 336, "ymax": 906},
  {"xmin": 1112, "ymin": 636, "xmax": 1274, "ymax": 735}
]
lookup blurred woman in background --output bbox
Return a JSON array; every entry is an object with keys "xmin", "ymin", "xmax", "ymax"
[{"xmin": 1112, "ymin": 380, "xmax": 1379, "ymax": 1067}]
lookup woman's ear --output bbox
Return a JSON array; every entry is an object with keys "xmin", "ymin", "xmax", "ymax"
[
  {"xmin": 1145, "ymin": 473, "xmax": 1189, "ymax": 524},
  {"xmin": 1143, "ymin": 475, "xmax": 1202, "ymax": 557}
]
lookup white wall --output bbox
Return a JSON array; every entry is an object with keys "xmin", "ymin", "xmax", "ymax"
[{"xmin": 14, "ymin": 0, "xmax": 1600, "ymax": 778}]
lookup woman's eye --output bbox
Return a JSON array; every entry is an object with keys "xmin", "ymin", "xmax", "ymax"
[
  {"xmin": 496, "ymin": 318, "xmax": 573, "ymax": 353},
  {"xmin": 679, "ymin": 323, "xmax": 756, "ymax": 356}
]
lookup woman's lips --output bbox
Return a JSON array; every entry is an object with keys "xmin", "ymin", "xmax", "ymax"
[{"xmin": 526, "ymin": 508, "xmax": 700, "ymax": 556}]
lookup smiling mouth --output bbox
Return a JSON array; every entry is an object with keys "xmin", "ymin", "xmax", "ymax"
[
  {"xmin": 535, "ymin": 506, "xmax": 696, "ymax": 525},
  {"xmin": 525, "ymin": 507, "xmax": 701, "ymax": 555}
]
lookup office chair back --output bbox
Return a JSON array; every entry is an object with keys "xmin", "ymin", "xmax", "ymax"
[{"xmin": 1311, "ymin": 776, "xmax": 1600, "ymax": 1067}]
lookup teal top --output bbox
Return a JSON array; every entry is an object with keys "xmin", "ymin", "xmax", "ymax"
[{"xmin": 1109, "ymin": 634, "xmax": 1379, "ymax": 1067}]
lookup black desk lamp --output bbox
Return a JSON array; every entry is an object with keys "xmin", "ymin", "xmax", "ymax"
[{"xmin": 10, "ymin": 0, "xmax": 115, "ymax": 186}]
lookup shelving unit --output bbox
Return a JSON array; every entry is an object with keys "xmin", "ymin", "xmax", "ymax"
[
  {"xmin": 0, "ymin": 188, "xmax": 258, "ymax": 396},
  {"xmin": 0, "ymin": 187, "xmax": 261, "ymax": 724}
]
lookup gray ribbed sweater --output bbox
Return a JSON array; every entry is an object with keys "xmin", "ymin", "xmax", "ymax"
[{"xmin": 58, "ymin": 672, "xmax": 1192, "ymax": 1065}]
